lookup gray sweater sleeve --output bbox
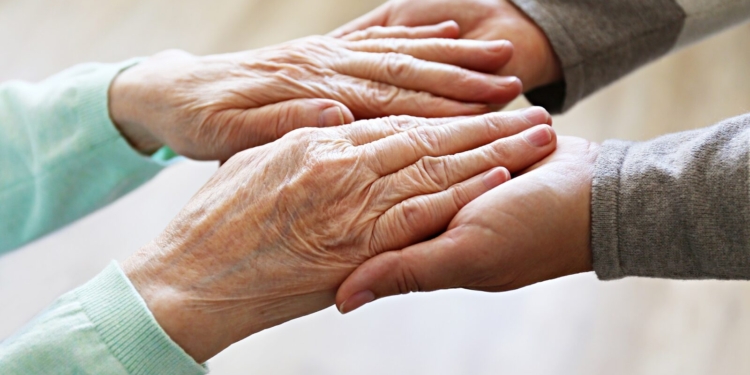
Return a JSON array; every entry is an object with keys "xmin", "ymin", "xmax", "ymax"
[
  {"xmin": 504, "ymin": 0, "xmax": 750, "ymax": 279},
  {"xmin": 507, "ymin": 0, "xmax": 750, "ymax": 280},
  {"xmin": 509, "ymin": 0, "xmax": 750, "ymax": 112},
  {"xmin": 592, "ymin": 116, "xmax": 750, "ymax": 280}
]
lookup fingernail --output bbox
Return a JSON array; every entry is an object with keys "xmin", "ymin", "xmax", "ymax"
[
  {"xmin": 486, "ymin": 40, "xmax": 511, "ymax": 52},
  {"xmin": 523, "ymin": 125, "xmax": 553, "ymax": 147},
  {"xmin": 521, "ymin": 106, "xmax": 549, "ymax": 124},
  {"xmin": 438, "ymin": 20, "xmax": 459, "ymax": 29},
  {"xmin": 339, "ymin": 290, "xmax": 375, "ymax": 315},
  {"xmin": 319, "ymin": 106, "xmax": 345, "ymax": 127},
  {"xmin": 482, "ymin": 167, "xmax": 511, "ymax": 189},
  {"xmin": 496, "ymin": 76, "xmax": 519, "ymax": 88}
]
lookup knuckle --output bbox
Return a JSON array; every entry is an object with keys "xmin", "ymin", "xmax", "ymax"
[
  {"xmin": 451, "ymin": 68, "xmax": 478, "ymax": 88},
  {"xmin": 274, "ymin": 106, "xmax": 299, "ymax": 139},
  {"xmin": 450, "ymin": 184, "xmax": 474, "ymax": 209},
  {"xmin": 416, "ymin": 156, "xmax": 451, "ymax": 189},
  {"xmin": 369, "ymin": 82, "xmax": 403, "ymax": 108},
  {"xmin": 305, "ymin": 151, "xmax": 359, "ymax": 179},
  {"xmin": 412, "ymin": 127, "xmax": 443, "ymax": 152},
  {"xmin": 382, "ymin": 52, "xmax": 415, "ymax": 79},
  {"xmin": 383, "ymin": 250, "xmax": 423, "ymax": 295},
  {"xmin": 398, "ymin": 254, "xmax": 423, "ymax": 294},
  {"xmin": 397, "ymin": 199, "xmax": 427, "ymax": 234},
  {"xmin": 358, "ymin": 30, "xmax": 375, "ymax": 40},
  {"xmin": 488, "ymin": 141, "xmax": 513, "ymax": 162},
  {"xmin": 347, "ymin": 30, "xmax": 369, "ymax": 41},
  {"xmin": 294, "ymin": 36, "xmax": 340, "ymax": 60},
  {"xmin": 411, "ymin": 91, "xmax": 440, "ymax": 112},
  {"xmin": 473, "ymin": 115, "xmax": 508, "ymax": 139},
  {"xmin": 383, "ymin": 115, "xmax": 420, "ymax": 133},
  {"xmin": 363, "ymin": 25, "xmax": 386, "ymax": 37},
  {"xmin": 488, "ymin": 113, "xmax": 515, "ymax": 131},
  {"xmin": 438, "ymin": 40, "xmax": 461, "ymax": 55}
]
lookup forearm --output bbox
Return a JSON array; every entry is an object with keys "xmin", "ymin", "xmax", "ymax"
[
  {"xmin": 0, "ymin": 60, "xmax": 173, "ymax": 254},
  {"xmin": 0, "ymin": 263, "xmax": 205, "ymax": 375},
  {"xmin": 510, "ymin": 0, "xmax": 750, "ymax": 112},
  {"xmin": 592, "ymin": 114, "xmax": 750, "ymax": 279}
]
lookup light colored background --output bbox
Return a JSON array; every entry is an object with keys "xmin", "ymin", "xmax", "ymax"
[{"xmin": 1, "ymin": 1, "xmax": 750, "ymax": 374}]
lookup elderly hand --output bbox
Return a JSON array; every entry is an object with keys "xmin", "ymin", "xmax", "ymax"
[
  {"xmin": 336, "ymin": 136, "xmax": 598, "ymax": 314},
  {"xmin": 122, "ymin": 108, "xmax": 557, "ymax": 363},
  {"xmin": 332, "ymin": 0, "xmax": 562, "ymax": 92},
  {"xmin": 109, "ymin": 24, "xmax": 522, "ymax": 160}
]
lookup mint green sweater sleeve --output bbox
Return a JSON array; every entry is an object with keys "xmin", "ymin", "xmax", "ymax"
[
  {"xmin": 0, "ymin": 59, "xmax": 172, "ymax": 253},
  {"xmin": 0, "ymin": 63, "xmax": 204, "ymax": 373},
  {"xmin": 0, "ymin": 262, "xmax": 206, "ymax": 375}
]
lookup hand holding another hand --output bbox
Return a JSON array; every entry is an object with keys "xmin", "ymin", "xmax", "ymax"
[
  {"xmin": 332, "ymin": 0, "xmax": 563, "ymax": 92},
  {"xmin": 122, "ymin": 108, "xmax": 556, "ymax": 363},
  {"xmin": 337, "ymin": 136, "xmax": 598, "ymax": 314}
]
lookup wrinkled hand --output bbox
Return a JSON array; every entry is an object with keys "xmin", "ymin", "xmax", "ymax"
[
  {"xmin": 332, "ymin": 0, "xmax": 562, "ymax": 92},
  {"xmin": 122, "ymin": 108, "xmax": 557, "ymax": 363},
  {"xmin": 110, "ymin": 24, "xmax": 522, "ymax": 160},
  {"xmin": 336, "ymin": 136, "xmax": 598, "ymax": 314}
]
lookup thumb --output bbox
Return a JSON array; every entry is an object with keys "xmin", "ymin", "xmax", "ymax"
[
  {"xmin": 336, "ymin": 232, "xmax": 471, "ymax": 314},
  {"xmin": 211, "ymin": 99, "xmax": 353, "ymax": 165},
  {"xmin": 240, "ymin": 98, "xmax": 354, "ymax": 144},
  {"xmin": 328, "ymin": 3, "xmax": 391, "ymax": 38}
]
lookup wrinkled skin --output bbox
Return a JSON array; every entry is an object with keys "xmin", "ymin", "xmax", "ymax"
[
  {"xmin": 122, "ymin": 108, "xmax": 557, "ymax": 363},
  {"xmin": 109, "ymin": 23, "xmax": 522, "ymax": 160},
  {"xmin": 336, "ymin": 137, "xmax": 599, "ymax": 313},
  {"xmin": 332, "ymin": 0, "xmax": 563, "ymax": 92}
]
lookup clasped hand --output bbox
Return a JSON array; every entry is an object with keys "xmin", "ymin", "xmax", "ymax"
[
  {"xmin": 116, "ymin": 12, "xmax": 594, "ymax": 365},
  {"xmin": 123, "ymin": 109, "xmax": 556, "ymax": 362}
]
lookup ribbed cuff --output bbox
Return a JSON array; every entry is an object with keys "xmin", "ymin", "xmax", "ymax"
[
  {"xmin": 590, "ymin": 140, "xmax": 635, "ymax": 280},
  {"xmin": 74, "ymin": 58, "xmax": 143, "ymax": 147},
  {"xmin": 76, "ymin": 262, "xmax": 206, "ymax": 375},
  {"xmin": 72, "ymin": 58, "xmax": 180, "ymax": 167}
]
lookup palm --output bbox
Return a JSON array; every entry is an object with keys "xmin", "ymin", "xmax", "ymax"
[
  {"xmin": 336, "ymin": 137, "xmax": 598, "ymax": 311},
  {"xmin": 448, "ymin": 137, "xmax": 597, "ymax": 291}
]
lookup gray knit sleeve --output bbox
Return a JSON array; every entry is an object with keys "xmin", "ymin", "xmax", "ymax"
[
  {"xmin": 591, "ymin": 115, "xmax": 750, "ymax": 280},
  {"xmin": 509, "ymin": 0, "xmax": 750, "ymax": 113}
]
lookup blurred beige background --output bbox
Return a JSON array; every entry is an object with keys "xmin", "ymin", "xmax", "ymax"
[{"xmin": 1, "ymin": 1, "xmax": 750, "ymax": 374}]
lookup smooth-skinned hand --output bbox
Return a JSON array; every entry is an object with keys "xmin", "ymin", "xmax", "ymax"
[
  {"xmin": 336, "ymin": 136, "xmax": 598, "ymax": 314},
  {"xmin": 109, "ymin": 23, "xmax": 522, "ymax": 160},
  {"xmin": 331, "ymin": 0, "xmax": 563, "ymax": 92},
  {"xmin": 122, "ymin": 108, "xmax": 557, "ymax": 363}
]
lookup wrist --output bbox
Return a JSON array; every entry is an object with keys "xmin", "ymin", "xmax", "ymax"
[
  {"xmin": 502, "ymin": 0, "xmax": 563, "ymax": 90},
  {"xmin": 580, "ymin": 141, "xmax": 600, "ymax": 274},
  {"xmin": 122, "ymin": 240, "xmax": 336, "ymax": 363},
  {"xmin": 122, "ymin": 243, "xmax": 220, "ymax": 363},
  {"xmin": 108, "ymin": 62, "xmax": 164, "ymax": 154}
]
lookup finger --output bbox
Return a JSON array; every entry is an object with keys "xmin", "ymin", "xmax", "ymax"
[
  {"xmin": 365, "ymin": 107, "xmax": 551, "ymax": 176},
  {"xmin": 329, "ymin": 3, "xmax": 391, "ymax": 38},
  {"xmin": 328, "ymin": 77, "xmax": 491, "ymax": 119},
  {"xmin": 374, "ymin": 124, "xmax": 557, "ymax": 205},
  {"xmin": 370, "ymin": 167, "xmax": 510, "ymax": 253},
  {"xmin": 341, "ymin": 116, "xmax": 468, "ymax": 146},
  {"xmin": 335, "ymin": 50, "xmax": 521, "ymax": 104},
  {"xmin": 216, "ymin": 99, "xmax": 354, "ymax": 158},
  {"xmin": 346, "ymin": 38, "xmax": 513, "ymax": 73},
  {"xmin": 337, "ymin": 230, "xmax": 473, "ymax": 314},
  {"xmin": 341, "ymin": 21, "xmax": 460, "ymax": 42}
]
